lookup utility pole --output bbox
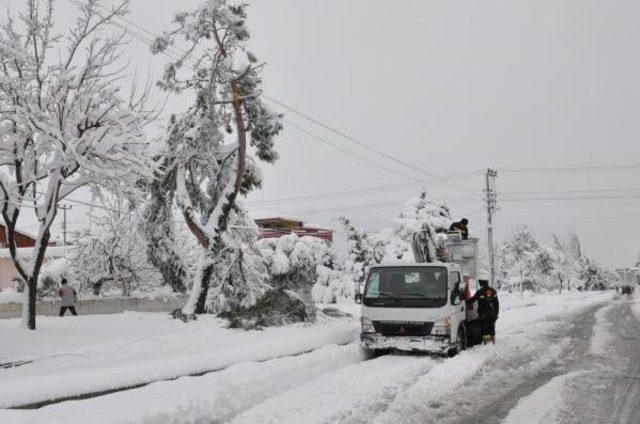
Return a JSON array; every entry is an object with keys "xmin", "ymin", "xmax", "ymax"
[
  {"xmin": 485, "ymin": 169, "xmax": 498, "ymax": 286},
  {"xmin": 60, "ymin": 204, "xmax": 72, "ymax": 247}
]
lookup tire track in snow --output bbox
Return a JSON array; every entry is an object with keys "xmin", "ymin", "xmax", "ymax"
[
  {"xmin": 372, "ymin": 303, "xmax": 604, "ymax": 424},
  {"xmin": 229, "ymin": 354, "xmax": 440, "ymax": 424},
  {"xmin": 559, "ymin": 300, "xmax": 640, "ymax": 424}
]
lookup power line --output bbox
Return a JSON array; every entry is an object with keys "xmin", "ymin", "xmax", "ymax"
[
  {"xmin": 265, "ymin": 96, "xmax": 482, "ymax": 196},
  {"xmin": 247, "ymin": 181, "xmax": 417, "ymax": 205},
  {"xmin": 500, "ymin": 194, "xmax": 640, "ymax": 202},
  {"xmin": 283, "ymin": 119, "xmax": 423, "ymax": 183},
  {"xmin": 499, "ymin": 188, "xmax": 640, "ymax": 195},
  {"xmin": 498, "ymin": 163, "xmax": 640, "ymax": 173}
]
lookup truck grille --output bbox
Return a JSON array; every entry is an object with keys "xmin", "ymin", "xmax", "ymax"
[{"xmin": 372, "ymin": 321, "xmax": 434, "ymax": 337}]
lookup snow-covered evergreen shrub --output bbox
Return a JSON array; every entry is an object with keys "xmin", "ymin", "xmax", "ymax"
[
  {"xmin": 221, "ymin": 289, "xmax": 308, "ymax": 329},
  {"xmin": 258, "ymin": 234, "xmax": 331, "ymax": 292},
  {"xmin": 313, "ymin": 266, "xmax": 355, "ymax": 304}
]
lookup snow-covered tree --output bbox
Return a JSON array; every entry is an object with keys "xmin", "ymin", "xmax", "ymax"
[
  {"xmin": 386, "ymin": 191, "xmax": 452, "ymax": 263},
  {"xmin": 67, "ymin": 197, "xmax": 161, "ymax": 297},
  {"xmin": 149, "ymin": 0, "xmax": 282, "ymax": 316},
  {"xmin": 551, "ymin": 234, "xmax": 582, "ymax": 292},
  {"xmin": 340, "ymin": 191, "xmax": 452, "ymax": 292},
  {"xmin": 498, "ymin": 227, "xmax": 541, "ymax": 292},
  {"xmin": 0, "ymin": 0, "xmax": 153, "ymax": 329},
  {"xmin": 340, "ymin": 217, "xmax": 384, "ymax": 294}
]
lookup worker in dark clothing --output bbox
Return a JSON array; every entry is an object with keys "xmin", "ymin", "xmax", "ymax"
[
  {"xmin": 470, "ymin": 279, "xmax": 499, "ymax": 344},
  {"xmin": 449, "ymin": 218, "xmax": 469, "ymax": 240}
]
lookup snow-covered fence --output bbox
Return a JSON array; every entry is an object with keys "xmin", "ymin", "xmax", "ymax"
[{"xmin": 0, "ymin": 296, "xmax": 188, "ymax": 320}]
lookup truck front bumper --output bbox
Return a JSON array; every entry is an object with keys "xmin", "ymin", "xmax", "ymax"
[{"xmin": 360, "ymin": 333, "xmax": 451, "ymax": 354}]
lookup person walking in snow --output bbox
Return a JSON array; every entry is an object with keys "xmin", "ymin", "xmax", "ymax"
[
  {"xmin": 449, "ymin": 218, "xmax": 469, "ymax": 240},
  {"xmin": 470, "ymin": 279, "xmax": 499, "ymax": 344},
  {"xmin": 58, "ymin": 278, "xmax": 78, "ymax": 317}
]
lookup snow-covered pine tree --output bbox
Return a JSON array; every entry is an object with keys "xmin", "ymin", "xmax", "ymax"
[
  {"xmin": 150, "ymin": 0, "xmax": 282, "ymax": 316},
  {"xmin": 0, "ymin": 0, "xmax": 153, "ymax": 329}
]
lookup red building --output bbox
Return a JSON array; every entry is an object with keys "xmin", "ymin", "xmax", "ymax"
[
  {"xmin": 0, "ymin": 224, "xmax": 61, "ymax": 291},
  {"xmin": 255, "ymin": 217, "xmax": 333, "ymax": 243},
  {"xmin": 0, "ymin": 224, "xmax": 37, "ymax": 248}
]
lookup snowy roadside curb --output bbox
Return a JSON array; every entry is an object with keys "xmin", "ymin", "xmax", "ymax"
[
  {"xmin": 0, "ymin": 343, "xmax": 366, "ymax": 424},
  {"xmin": 0, "ymin": 317, "xmax": 359, "ymax": 409}
]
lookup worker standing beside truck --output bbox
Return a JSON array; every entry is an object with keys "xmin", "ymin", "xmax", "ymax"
[{"xmin": 470, "ymin": 279, "xmax": 499, "ymax": 344}]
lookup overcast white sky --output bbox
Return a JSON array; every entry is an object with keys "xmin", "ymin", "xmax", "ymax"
[{"xmin": 3, "ymin": 0, "xmax": 640, "ymax": 267}]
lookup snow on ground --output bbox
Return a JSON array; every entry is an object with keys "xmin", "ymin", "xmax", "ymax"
[
  {"xmin": 0, "ymin": 288, "xmax": 22, "ymax": 304},
  {"xmin": 0, "ymin": 292, "xmax": 613, "ymax": 424},
  {"xmin": 630, "ymin": 297, "xmax": 640, "ymax": 320},
  {"xmin": 502, "ymin": 371, "xmax": 585, "ymax": 424},
  {"xmin": 0, "ymin": 309, "xmax": 359, "ymax": 408}
]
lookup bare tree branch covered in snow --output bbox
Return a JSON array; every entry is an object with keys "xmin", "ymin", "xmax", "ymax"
[
  {"xmin": 0, "ymin": 0, "xmax": 154, "ymax": 329},
  {"xmin": 148, "ymin": 0, "xmax": 282, "ymax": 316},
  {"xmin": 499, "ymin": 229, "xmax": 614, "ymax": 293},
  {"xmin": 67, "ymin": 195, "xmax": 161, "ymax": 297}
]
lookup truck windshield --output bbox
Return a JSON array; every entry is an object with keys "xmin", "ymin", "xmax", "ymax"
[{"xmin": 363, "ymin": 266, "xmax": 448, "ymax": 308}]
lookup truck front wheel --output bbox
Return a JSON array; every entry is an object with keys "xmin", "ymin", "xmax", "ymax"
[
  {"xmin": 449, "ymin": 325, "xmax": 468, "ymax": 357},
  {"xmin": 363, "ymin": 347, "xmax": 389, "ymax": 359}
]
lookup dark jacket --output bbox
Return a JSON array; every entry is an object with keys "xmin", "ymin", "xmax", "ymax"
[
  {"xmin": 471, "ymin": 285, "xmax": 499, "ymax": 320},
  {"xmin": 449, "ymin": 222, "xmax": 469, "ymax": 240}
]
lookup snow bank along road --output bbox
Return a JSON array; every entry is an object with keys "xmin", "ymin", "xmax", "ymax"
[{"xmin": 4, "ymin": 293, "xmax": 639, "ymax": 424}]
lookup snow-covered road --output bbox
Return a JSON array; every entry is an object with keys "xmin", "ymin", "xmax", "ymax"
[{"xmin": 4, "ymin": 293, "xmax": 639, "ymax": 424}]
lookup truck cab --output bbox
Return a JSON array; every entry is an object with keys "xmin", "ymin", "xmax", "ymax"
[{"xmin": 360, "ymin": 262, "xmax": 467, "ymax": 357}]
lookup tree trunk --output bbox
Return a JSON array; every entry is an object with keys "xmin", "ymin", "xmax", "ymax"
[
  {"xmin": 190, "ymin": 80, "xmax": 247, "ymax": 315},
  {"xmin": 195, "ymin": 263, "xmax": 215, "ymax": 314},
  {"xmin": 24, "ymin": 228, "xmax": 52, "ymax": 330},
  {"xmin": 27, "ymin": 276, "xmax": 37, "ymax": 330}
]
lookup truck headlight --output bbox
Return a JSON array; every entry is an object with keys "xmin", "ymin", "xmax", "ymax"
[
  {"xmin": 361, "ymin": 317, "xmax": 375, "ymax": 334},
  {"xmin": 432, "ymin": 317, "xmax": 451, "ymax": 336},
  {"xmin": 431, "ymin": 326, "xmax": 450, "ymax": 336}
]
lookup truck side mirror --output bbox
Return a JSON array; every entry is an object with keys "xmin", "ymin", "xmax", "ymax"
[
  {"xmin": 354, "ymin": 293, "xmax": 362, "ymax": 304},
  {"xmin": 450, "ymin": 283, "xmax": 462, "ymax": 306}
]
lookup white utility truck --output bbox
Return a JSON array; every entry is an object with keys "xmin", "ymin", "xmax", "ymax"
[{"xmin": 359, "ymin": 234, "xmax": 481, "ymax": 357}]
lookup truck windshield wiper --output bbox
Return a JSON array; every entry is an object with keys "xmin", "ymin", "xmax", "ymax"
[
  {"xmin": 365, "ymin": 291, "xmax": 397, "ymax": 299},
  {"xmin": 400, "ymin": 293, "xmax": 427, "ymax": 297}
]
